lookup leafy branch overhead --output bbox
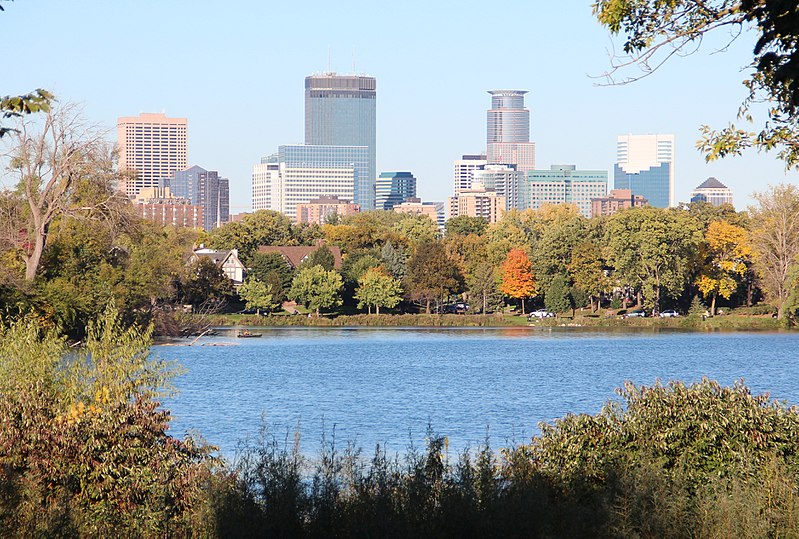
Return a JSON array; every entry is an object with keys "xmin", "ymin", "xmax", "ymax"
[
  {"xmin": 593, "ymin": 0, "xmax": 799, "ymax": 167},
  {"xmin": 0, "ymin": 89, "xmax": 54, "ymax": 137}
]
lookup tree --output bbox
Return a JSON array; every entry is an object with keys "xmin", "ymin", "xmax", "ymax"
[
  {"xmin": 748, "ymin": 184, "xmax": 799, "ymax": 319},
  {"xmin": 355, "ymin": 267, "xmax": 403, "ymax": 314},
  {"xmin": 604, "ymin": 207, "xmax": 703, "ymax": 310},
  {"xmin": 405, "ymin": 242, "xmax": 464, "ymax": 314},
  {"xmin": 207, "ymin": 210, "xmax": 298, "ymax": 263},
  {"xmin": 1, "ymin": 103, "xmax": 126, "ymax": 281},
  {"xmin": 248, "ymin": 251, "xmax": 294, "ymax": 302},
  {"xmin": 594, "ymin": 1, "xmax": 799, "ymax": 167},
  {"xmin": 499, "ymin": 248, "xmax": 537, "ymax": 315},
  {"xmin": 176, "ymin": 257, "xmax": 234, "ymax": 310},
  {"xmin": 544, "ymin": 274, "xmax": 573, "ymax": 316},
  {"xmin": 467, "ymin": 261, "xmax": 501, "ymax": 314},
  {"xmin": 445, "ymin": 215, "xmax": 488, "ymax": 237},
  {"xmin": 289, "ymin": 266, "xmax": 343, "ymax": 316},
  {"xmin": 695, "ymin": 220, "xmax": 753, "ymax": 315},
  {"xmin": 238, "ymin": 277, "xmax": 277, "ymax": 314},
  {"xmin": 568, "ymin": 241, "xmax": 610, "ymax": 312},
  {"xmin": 299, "ymin": 244, "xmax": 336, "ymax": 271},
  {"xmin": 393, "ymin": 214, "xmax": 439, "ymax": 246},
  {"xmin": 380, "ymin": 241, "xmax": 409, "ymax": 281}
]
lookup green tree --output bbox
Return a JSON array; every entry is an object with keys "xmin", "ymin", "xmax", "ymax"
[
  {"xmin": 544, "ymin": 274, "xmax": 573, "ymax": 315},
  {"xmin": 748, "ymin": 184, "xmax": 799, "ymax": 319},
  {"xmin": 299, "ymin": 244, "xmax": 336, "ymax": 271},
  {"xmin": 248, "ymin": 251, "xmax": 294, "ymax": 302},
  {"xmin": 380, "ymin": 241, "xmax": 409, "ymax": 281},
  {"xmin": 594, "ymin": 1, "xmax": 799, "ymax": 167},
  {"xmin": 467, "ymin": 261, "xmax": 501, "ymax": 314},
  {"xmin": 405, "ymin": 242, "xmax": 464, "ymax": 314},
  {"xmin": 289, "ymin": 265, "xmax": 343, "ymax": 316},
  {"xmin": 207, "ymin": 210, "xmax": 299, "ymax": 263},
  {"xmin": 568, "ymin": 241, "xmax": 609, "ymax": 312},
  {"xmin": 446, "ymin": 215, "xmax": 489, "ymax": 237},
  {"xmin": 393, "ymin": 214, "xmax": 439, "ymax": 246},
  {"xmin": 176, "ymin": 257, "xmax": 235, "ymax": 309},
  {"xmin": 355, "ymin": 267, "xmax": 403, "ymax": 314},
  {"xmin": 238, "ymin": 277, "xmax": 277, "ymax": 314},
  {"xmin": 604, "ymin": 207, "xmax": 702, "ymax": 310}
]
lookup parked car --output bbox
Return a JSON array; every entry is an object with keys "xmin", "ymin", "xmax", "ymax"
[
  {"xmin": 623, "ymin": 309, "xmax": 647, "ymax": 318},
  {"xmin": 528, "ymin": 309, "xmax": 556, "ymax": 319},
  {"xmin": 444, "ymin": 302, "xmax": 469, "ymax": 314},
  {"xmin": 659, "ymin": 309, "xmax": 680, "ymax": 318}
]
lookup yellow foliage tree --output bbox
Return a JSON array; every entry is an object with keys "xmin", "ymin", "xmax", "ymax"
[{"xmin": 695, "ymin": 220, "xmax": 753, "ymax": 315}]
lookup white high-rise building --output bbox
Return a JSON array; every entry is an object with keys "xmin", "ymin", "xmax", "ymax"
[
  {"xmin": 453, "ymin": 154, "xmax": 487, "ymax": 196},
  {"xmin": 472, "ymin": 164, "xmax": 524, "ymax": 211},
  {"xmin": 614, "ymin": 134, "xmax": 675, "ymax": 208},
  {"xmin": 117, "ymin": 112, "xmax": 188, "ymax": 198},
  {"xmin": 251, "ymin": 145, "xmax": 367, "ymax": 220},
  {"xmin": 690, "ymin": 177, "xmax": 734, "ymax": 207}
]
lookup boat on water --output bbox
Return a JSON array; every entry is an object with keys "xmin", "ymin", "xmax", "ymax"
[{"xmin": 236, "ymin": 329, "xmax": 262, "ymax": 338}]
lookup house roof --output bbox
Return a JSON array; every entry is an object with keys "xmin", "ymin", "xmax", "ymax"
[
  {"xmin": 258, "ymin": 245, "xmax": 343, "ymax": 269},
  {"xmin": 193, "ymin": 249, "xmax": 243, "ymax": 268},
  {"xmin": 695, "ymin": 177, "xmax": 728, "ymax": 190}
]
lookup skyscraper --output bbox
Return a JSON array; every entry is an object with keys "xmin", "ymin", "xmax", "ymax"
[
  {"xmin": 170, "ymin": 165, "xmax": 229, "ymax": 231},
  {"xmin": 376, "ymin": 172, "xmax": 417, "ymax": 211},
  {"xmin": 486, "ymin": 90, "xmax": 536, "ymax": 174},
  {"xmin": 453, "ymin": 154, "xmax": 487, "ymax": 195},
  {"xmin": 305, "ymin": 73, "xmax": 377, "ymax": 209},
  {"xmin": 472, "ymin": 164, "xmax": 525, "ymax": 211},
  {"xmin": 614, "ymin": 134, "xmax": 675, "ymax": 208},
  {"xmin": 117, "ymin": 112, "xmax": 188, "ymax": 198}
]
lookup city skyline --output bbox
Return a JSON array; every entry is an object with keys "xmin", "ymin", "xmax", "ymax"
[{"xmin": 3, "ymin": 1, "xmax": 799, "ymax": 214}]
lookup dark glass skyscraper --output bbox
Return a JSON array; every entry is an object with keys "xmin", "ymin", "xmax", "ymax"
[{"xmin": 305, "ymin": 73, "xmax": 377, "ymax": 209}]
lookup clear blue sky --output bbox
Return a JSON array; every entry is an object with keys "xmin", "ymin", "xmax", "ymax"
[{"xmin": 4, "ymin": 0, "xmax": 798, "ymax": 213}]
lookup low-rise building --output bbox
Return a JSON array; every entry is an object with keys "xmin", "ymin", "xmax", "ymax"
[
  {"xmin": 191, "ymin": 248, "xmax": 246, "ymax": 285},
  {"xmin": 133, "ymin": 187, "xmax": 203, "ymax": 228},
  {"xmin": 591, "ymin": 188, "xmax": 648, "ymax": 218},
  {"xmin": 392, "ymin": 198, "xmax": 445, "ymax": 228},
  {"xmin": 448, "ymin": 188, "xmax": 506, "ymax": 224},
  {"xmin": 257, "ymin": 243, "xmax": 343, "ymax": 270},
  {"xmin": 295, "ymin": 196, "xmax": 360, "ymax": 225}
]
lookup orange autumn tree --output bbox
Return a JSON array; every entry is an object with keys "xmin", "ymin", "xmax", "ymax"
[{"xmin": 500, "ymin": 248, "xmax": 537, "ymax": 315}]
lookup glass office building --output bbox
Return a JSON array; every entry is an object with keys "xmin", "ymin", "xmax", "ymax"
[
  {"xmin": 170, "ymin": 165, "xmax": 229, "ymax": 231},
  {"xmin": 305, "ymin": 73, "xmax": 377, "ymax": 209},
  {"xmin": 614, "ymin": 134, "xmax": 675, "ymax": 208},
  {"xmin": 486, "ymin": 90, "xmax": 536, "ymax": 174},
  {"xmin": 376, "ymin": 172, "xmax": 417, "ymax": 211},
  {"xmin": 527, "ymin": 165, "xmax": 608, "ymax": 218}
]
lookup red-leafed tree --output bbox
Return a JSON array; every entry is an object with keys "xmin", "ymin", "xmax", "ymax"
[{"xmin": 500, "ymin": 248, "xmax": 537, "ymax": 315}]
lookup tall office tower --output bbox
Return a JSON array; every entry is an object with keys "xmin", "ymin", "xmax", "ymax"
[
  {"xmin": 305, "ymin": 73, "xmax": 377, "ymax": 210},
  {"xmin": 690, "ymin": 177, "xmax": 734, "ymax": 207},
  {"xmin": 614, "ymin": 134, "xmax": 675, "ymax": 208},
  {"xmin": 252, "ymin": 154, "xmax": 281, "ymax": 211},
  {"xmin": 170, "ymin": 165, "xmax": 229, "ymax": 231},
  {"xmin": 486, "ymin": 90, "xmax": 536, "ymax": 174},
  {"xmin": 453, "ymin": 154, "xmax": 487, "ymax": 195},
  {"xmin": 472, "ymin": 164, "xmax": 524, "ymax": 211},
  {"xmin": 117, "ymin": 113, "xmax": 188, "ymax": 198},
  {"xmin": 527, "ymin": 165, "xmax": 608, "ymax": 218},
  {"xmin": 376, "ymin": 172, "xmax": 417, "ymax": 211}
]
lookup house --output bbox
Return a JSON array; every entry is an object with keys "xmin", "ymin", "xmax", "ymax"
[
  {"xmin": 191, "ymin": 248, "xmax": 246, "ymax": 285},
  {"xmin": 257, "ymin": 243, "xmax": 343, "ymax": 270}
]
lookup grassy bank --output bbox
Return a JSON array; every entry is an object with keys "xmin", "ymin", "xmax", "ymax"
[{"xmin": 206, "ymin": 311, "xmax": 787, "ymax": 331}]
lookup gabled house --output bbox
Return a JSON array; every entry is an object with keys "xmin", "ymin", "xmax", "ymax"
[
  {"xmin": 191, "ymin": 247, "xmax": 246, "ymax": 285},
  {"xmin": 257, "ymin": 243, "xmax": 343, "ymax": 270}
]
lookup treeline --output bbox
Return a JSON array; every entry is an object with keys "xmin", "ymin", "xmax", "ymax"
[
  {"xmin": 2, "ymin": 103, "xmax": 799, "ymax": 334},
  {"xmin": 3, "ymin": 308, "xmax": 799, "ymax": 537}
]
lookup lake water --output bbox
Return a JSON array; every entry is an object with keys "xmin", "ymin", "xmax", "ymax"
[{"xmin": 158, "ymin": 327, "xmax": 799, "ymax": 458}]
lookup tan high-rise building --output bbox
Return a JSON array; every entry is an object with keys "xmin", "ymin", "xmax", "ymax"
[
  {"xmin": 117, "ymin": 113, "xmax": 188, "ymax": 198},
  {"xmin": 448, "ymin": 188, "xmax": 506, "ymax": 224},
  {"xmin": 295, "ymin": 196, "xmax": 360, "ymax": 225}
]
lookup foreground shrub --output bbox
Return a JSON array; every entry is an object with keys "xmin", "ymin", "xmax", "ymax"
[{"xmin": 0, "ymin": 305, "xmax": 218, "ymax": 537}]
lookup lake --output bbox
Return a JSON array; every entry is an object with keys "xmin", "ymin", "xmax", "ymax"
[{"xmin": 158, "ymin": 327, "xmax": 799, "ymax": 458}]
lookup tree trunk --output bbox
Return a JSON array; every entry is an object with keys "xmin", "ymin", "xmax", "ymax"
[
  {"xmin": 376, "ymin": 305, "xmax": 380, "ymax": 315},
  {"xmin": 316, "ymin": 307, "xmax": 320, "ymax": 317},
  {"xmin": 425, "ymin": 299, "xmax": 430, "ymax": 315},
  {"xmin": 482, "ymin": 291, "xmax": 487, "ymax": 315},
  {"xmin": 521, "ymin": 297, "xmax": 525, "ymax": 315},
  {"xmin": 710, "ymin": 293, "xmax": 717, "ymax": 316},
  {"xmin": 24, "ymin": 225, "xmax": 47, "ymax": 282}
]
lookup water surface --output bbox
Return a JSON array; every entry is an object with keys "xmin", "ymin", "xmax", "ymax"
[{"xmin": 159, "ymin": 327, "xmax": 799, "ymax": 457}]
